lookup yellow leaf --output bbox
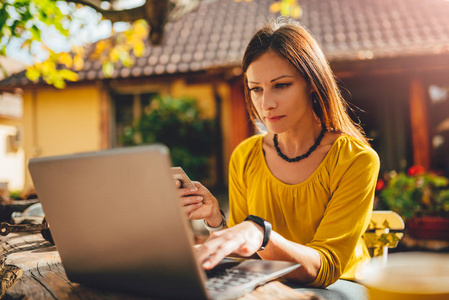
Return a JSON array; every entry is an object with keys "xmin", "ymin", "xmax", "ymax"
[
  {"xmin": 25, "ymin": 67, "xmax": 40, "ymax": 82},
  {"xmin": 96, "ymin": 40, "xmax": 106, "ymax": 54},
  {"xmin": 73, "ymin": 55, "xmax": 84, "ymax": 71},
  {"xmin": 102, "ymin": 62, "xmax": 114, "ymax": 78},
  {"xmin": 40, "ymin": 61, "xmax": 55, "ymax": 76},
  {"xmin": 58, "ymin": 53, "xmax": 73, "ymax": 68},
  {"xmin": 133, "ymin": 41, "xmax": 145, "ymax": 57},
  {"xmin": 61, "ymin": 69, "xmax": 78, "ymax": 82},
  {"xmin": 53, "ymin": 79, "xmax": 66, "ymax": 89},
  {"xmin": 132, "ymin": 21, "xmax": 148, "ymax": 38},
  {"xmin": 270, "ymin": 2, "xmax": 281, "ymax": 13},
  {"xmin": 280, "ymin": 2, "xmax": 291, "ymax": 16},
  {"xmin": 422, "ymin": 188, "xmax": 431, "ymax": 206},
  {"xmin": 110, "ymin": 48, "xmax": 120, "ymax": 63},
  {"xmin": 21, "ymin": 39, "xmax": 32, "ymax": 50},
  {"xmin": 72, "ymin": 46, "xmax": 85, "ymax": 59},
  {"xmin": 292, "ymin": 5, "xmax": 302, "ymax": 18},
  {"xmin": 121, "ymin": 54, "xmax": 132, "ymax": 67}
]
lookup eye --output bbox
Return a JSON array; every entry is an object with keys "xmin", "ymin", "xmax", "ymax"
[
  {"xmin": 249, "ymin": 87, "xmax": 262, "ymax": 93},
  {"xmin": 275, "ymin": 83, "xmax": 291, "ymax": 89}
]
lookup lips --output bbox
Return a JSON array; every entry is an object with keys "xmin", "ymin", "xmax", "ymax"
[{"xmin": 266, "ymin": 115, "xmax": 285, "ymax": 122}]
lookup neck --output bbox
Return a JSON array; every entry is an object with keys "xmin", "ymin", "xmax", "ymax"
[{"xmin": 274, "ymin": 120, "xmax": 323, "ymax": 157}]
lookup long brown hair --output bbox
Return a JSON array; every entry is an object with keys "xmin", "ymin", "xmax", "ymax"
[{"xmin": 242, "ymin": 17, "xmax": 368, "ymax": 144}]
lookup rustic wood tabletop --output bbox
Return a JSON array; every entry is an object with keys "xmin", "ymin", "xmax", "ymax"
[
  {"xmin": 0, "ymin": 231, "xmax": 316, "ymax": 300},
  {"xmin": 0, "ymin": 232, "xmax": 153, "ymax": 299}
]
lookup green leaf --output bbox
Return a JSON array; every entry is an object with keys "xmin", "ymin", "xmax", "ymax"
[
  {"xmin": 0, "ymin": 5, "xmax": 10, "ymax": 31},
  {"xmin": 30, "ymin": 24, "xmax": 41, "ymax": 40}
]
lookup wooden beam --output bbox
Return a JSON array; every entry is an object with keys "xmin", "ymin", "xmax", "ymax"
[
  {"xmin": 409, "ymin": 78, "xmax": 431, "ymax": 170},
  {"xmin": 133, "ymin": 93, "xmax": 142, "ymax": 124},
  {"xmin": 332, "ymin": 54, "xmax": 449, "ymax": 79},
  {"xmin": 229, "ymin": 80, "xmax": 251, "ymax": 151},
  {"xmin": 98, "ymin": 82, "xmax": 111, "ymax": 150}
]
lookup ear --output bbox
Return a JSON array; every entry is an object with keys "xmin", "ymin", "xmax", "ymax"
[{"xmin": 308, "ymin": 85, "xmax": 316, "ymax": 95}]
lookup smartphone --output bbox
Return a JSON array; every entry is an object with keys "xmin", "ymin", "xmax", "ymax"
[{"xmin": 171, "ymin": 167, "xmax": 198, "ymax": 191}]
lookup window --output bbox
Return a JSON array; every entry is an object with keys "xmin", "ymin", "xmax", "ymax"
[
  {"xmin": 112, "ymin": 92, "xmax": 157, "ymax": 147},
  {"xmin": 429, "ymin": 84, "xmax": 449, "ymax": 176}
]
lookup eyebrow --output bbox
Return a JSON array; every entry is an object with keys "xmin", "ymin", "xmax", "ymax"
[{"xmin": 248, "ymin": 75, "xmax": 294, "ymax": 84}]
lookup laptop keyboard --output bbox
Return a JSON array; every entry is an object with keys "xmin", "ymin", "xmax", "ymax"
[{"xmin": 205, "ymin": 266, "xmax": 265, "ymax": 292}]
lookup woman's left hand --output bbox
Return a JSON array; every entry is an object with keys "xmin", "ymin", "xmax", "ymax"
[
  {"xmin": 176, "ymin": 181, "xmax": 223, "ymax": 227},
  {"xmin": 196, "ymin": 221, "xmax": 265, "ymax": 269}
]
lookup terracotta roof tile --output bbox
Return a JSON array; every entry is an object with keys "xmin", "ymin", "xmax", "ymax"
[{"xmin": 2, "ymin": 0, "xmax": 449, "ymax": 87}]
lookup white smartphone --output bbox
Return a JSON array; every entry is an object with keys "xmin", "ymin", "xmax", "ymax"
[{"xmin": 170, "ymin": 167, "xmax": 198, "ymax": 191}]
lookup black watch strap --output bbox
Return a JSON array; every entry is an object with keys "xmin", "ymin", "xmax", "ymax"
[{"xmin": 244, "ymin": 215, "xmax": 272, "ymax": 250}]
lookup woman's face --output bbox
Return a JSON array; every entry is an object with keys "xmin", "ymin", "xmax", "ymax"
[{"xmin": 246, "ymin": 51, "xmax": 313, "ymax": 134}]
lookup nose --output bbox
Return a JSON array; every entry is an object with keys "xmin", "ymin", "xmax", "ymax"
[{"xmin": 261, "ymin": 92, "xmax": 277, "ymax": 111}]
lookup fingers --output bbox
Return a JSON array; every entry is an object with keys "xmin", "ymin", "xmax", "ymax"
[
  {"xmin": 199, "ymin": 233, "xmax": 246, "ymax": 269},
  {"xmin": 192, "ymin": 181, "xmax": 203, "ymax": 190},
  {"xmin": 174, "ymin": 179, "xmax": 182, "ymax": 188},
  {"xmin": 175, "ymin": 179, "xmax": 202, "ymax": 194},
  {"xmin": 196, "ymin": 223, "xmax": 264, "ymax": 269},
  {"xmin": 180, "ymin": 195, "xmax": 203, "ymax": 206},
  {"xmin": 176, "ymin": 180, "xmax": 219, "ymax": 221},
  {"xmin": 183, "ymin": 202, "xmax": 203, "ymax": 215}
]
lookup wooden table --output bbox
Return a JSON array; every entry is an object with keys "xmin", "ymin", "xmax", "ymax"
[{"xmin": 0, "ymin": 232, "xmax": 316, "ymax": 300}]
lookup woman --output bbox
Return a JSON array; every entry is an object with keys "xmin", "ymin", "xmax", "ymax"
[{"xmin": 178, "ymin": 17, "xmax": 379, "ymax": 288}]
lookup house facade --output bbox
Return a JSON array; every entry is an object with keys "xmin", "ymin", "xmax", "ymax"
[
  {"xmin": 0, "ymin": 57, "xmax": 25, "ymax": 193},
  {"xmin": 1, "ymin": 0, "xmax": 449, "ymax": 192}
]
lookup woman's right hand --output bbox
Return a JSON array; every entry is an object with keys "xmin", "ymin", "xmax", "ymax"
[
  {"xmin": 175, "ymin": 180, "xmax": 223, "ymax": 227},
  {"xmin": 196, "ymin": 221, "xmax": 264, "ymax": 269}
]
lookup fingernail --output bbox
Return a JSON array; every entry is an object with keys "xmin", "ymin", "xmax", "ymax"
[
  {"xmin": 203, "ymin": 261, "xmax": 211, "ymax": 268},
  {"xmin": 196, "ymin": 196, "xmax": 203, "ymax": 201},
  {"xmin": 190, "ymin": 188, "xmax": 197, "ymax": 192}
]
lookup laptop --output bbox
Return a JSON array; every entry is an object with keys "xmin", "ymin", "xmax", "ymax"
[{"xmin": 28, "ymin": 145, "xmax": 299, "ymax": 300}]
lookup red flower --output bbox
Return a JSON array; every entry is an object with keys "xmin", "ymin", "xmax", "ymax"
[
  {"xmin": 376, "ymin": 179, "xmax": 385, "ymax": 191},
  {"xmin": 408, "ymin": 165, "xmax": 425, "ymax": 176}
]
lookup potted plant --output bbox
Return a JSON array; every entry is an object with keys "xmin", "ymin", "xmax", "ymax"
[
  {"xmin": 121, "ymin": 95, "xmax": 216, "ymax": 182},
  {"xmin": 377, "ymin": 165, "xmax": 449, "ymax": 240}
]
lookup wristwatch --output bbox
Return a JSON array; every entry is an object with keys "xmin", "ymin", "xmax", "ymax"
[
  {"xmin": 244, "ymin": 215, "xmax": 272, "ymax": 250},
  {"xmin": 204, "ymin": 209, "xmax": 227, "ymax": 232}
]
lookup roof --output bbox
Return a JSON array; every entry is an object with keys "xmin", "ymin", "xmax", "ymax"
[
  {"xmin": 2, "ymin": 0, "xmax": 449, "ymax": 87},
  {"xmin": 0, "ymin": 56, "xmax": 26, "ymax": 81}
]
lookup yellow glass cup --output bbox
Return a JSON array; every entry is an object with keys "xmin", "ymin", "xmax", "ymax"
[{"xmin": 358, "ymin": 252, "xmax": 449, "ymax": 300}]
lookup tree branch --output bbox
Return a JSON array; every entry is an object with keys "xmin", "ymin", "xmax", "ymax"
[
  {"xmin": 65, "ymin": 0, "xmax": 147, "ymax": 23},
  {"xmin": 62, "ymin": 0, "xmax": 200, "ymax": 45}
]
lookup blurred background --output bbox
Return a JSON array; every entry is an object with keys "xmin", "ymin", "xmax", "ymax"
[{"xmin": 0, "ymin": 0, "xmax": 448, "ymax": 251}]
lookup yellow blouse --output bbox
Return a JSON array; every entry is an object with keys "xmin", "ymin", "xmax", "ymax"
[{"xmin": 228, "ymin": 134, "xmax": 380, "ymax": 288}]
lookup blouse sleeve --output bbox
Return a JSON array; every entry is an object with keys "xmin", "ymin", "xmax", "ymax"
[{"xmin": 307, "ymin": 145, "xmax": 380, "ymax": 288}]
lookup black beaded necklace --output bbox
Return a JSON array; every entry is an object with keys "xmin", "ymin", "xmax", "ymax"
[{"xmin": 273, "ymin": 127, "xmax": 326, "ymax": 163}]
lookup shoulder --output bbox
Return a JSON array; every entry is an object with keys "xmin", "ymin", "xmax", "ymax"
[
  {"xmin": 229, "ymin": 135, "xmax": 264, "ymax": 180},
  {"xmin": 230, "ymin": 134, "xmax": 263, "ymax": 161},
  {"xmin": 325, "ymin": 135, "xmax": 380, "ymax": 192},
  {"xmin": 328, "ymin": 135, "xmax": 380, "ymax": 171}
]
